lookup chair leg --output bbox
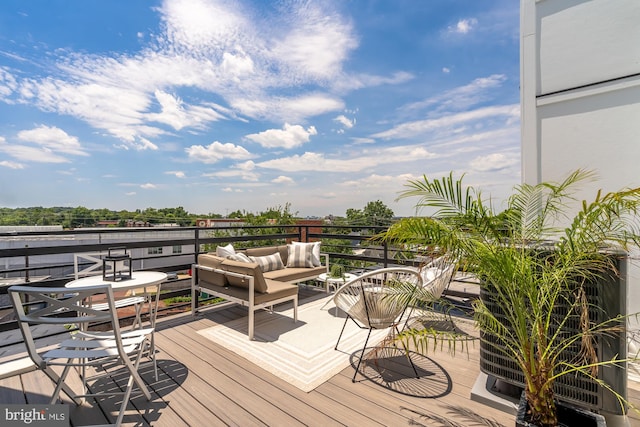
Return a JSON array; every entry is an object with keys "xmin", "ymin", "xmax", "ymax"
[
  {"xmin": 352, "ymin": 329, "xmax": 373, "ymax": 383},
  {"xmin": 394, "ymin": 325, "xmax": 420, "ymax": 379},
  {"xmin": 115, "ymin": 347, "xmax": 150, "ymax": 426},
  {"xmin": 334, "ymin": 316, "xmax": 349, "ymax": 350},
  {"xmin": 43, "ymin": 366, "xmax": 83, "ymax": 405},
  {"xmin": 129, "ymin": 345, "xmax": 152, "ymax": 401}
]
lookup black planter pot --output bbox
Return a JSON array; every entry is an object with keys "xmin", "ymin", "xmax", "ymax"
[{"xmin": 515, "ymin": 392, "xmax": 607, "ymax": 427}]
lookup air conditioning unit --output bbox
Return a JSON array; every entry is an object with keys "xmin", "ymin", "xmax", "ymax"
[{"xmin": 479, "ymin": 253, "xmax": 628, "ymax": 415}]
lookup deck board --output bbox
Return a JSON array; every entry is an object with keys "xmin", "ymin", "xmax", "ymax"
[{"xmin": 1, "ymin": 286, "xmax": 638, "ymax": 426}]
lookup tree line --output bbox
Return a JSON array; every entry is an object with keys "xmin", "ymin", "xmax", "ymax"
[{"xmin": 0, "ymin": 200, "xmax": 396, "ymax": 229}]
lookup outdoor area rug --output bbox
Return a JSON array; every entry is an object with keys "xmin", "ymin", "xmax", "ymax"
[{"xmin": 197, "ymin": 295, "xmax": 389, "ymax": 392}]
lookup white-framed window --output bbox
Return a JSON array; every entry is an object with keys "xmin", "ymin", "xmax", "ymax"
[
  {"xmin": 172, "ymin": 245, "xmax": 182, "ymax": 254},
  {"xmin": 148, "ymin": 247, "xmax": 163, "ymax": 255}
]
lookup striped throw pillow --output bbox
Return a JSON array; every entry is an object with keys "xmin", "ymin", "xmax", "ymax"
[
  {"xmin": 291, "ymin": 241, "xmax": 321, "ymax": 266},
  {"xmin": 249, "ymin": 253, "xmax": 284, "ymax": 272},
  {"xmin": 287, "ymin": 243, "xmax": 315, "ymax": 268}
]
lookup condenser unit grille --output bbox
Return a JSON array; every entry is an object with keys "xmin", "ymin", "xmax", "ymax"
[{"xmin": 479, "ymin": 254, "xmax": 626, "ymax": 414}]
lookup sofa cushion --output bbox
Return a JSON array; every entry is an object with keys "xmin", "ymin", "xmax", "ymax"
[
  {"xmin": 291, "ymin": 241, "xmax": 321, "ymax": 266},
  {"xmin": 216, "ymin": 244, "xmax": 235, "ymax": 258},
  {"xmin": 249, "ymin": 253, "xmax": 284, "ymax": 272},
  {"xmin": 264, "ymin": 265, "xmax": 326, "ymax": 283},
  {"xmin": 220, "ymin": 259, "xmax": 268, "ymax": 293},
  {"xmin": 286, "ymin": 243, "xmax": 315, "ymax": 268},
  {"xmin": 197, "ymin": 254, "xmax": 228, "ymax": 287},
  {"xmin": 244, "ymin": 245, "xmax": 289, "ymax": 265},
  {"xmin": 206, "ymin": 278, "xmax": 297, "ymax": 305}
]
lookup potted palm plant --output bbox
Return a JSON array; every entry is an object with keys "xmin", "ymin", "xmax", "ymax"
[{"xmin": 381, "ymin": 170, "xmax": 640, "ymax": 427}]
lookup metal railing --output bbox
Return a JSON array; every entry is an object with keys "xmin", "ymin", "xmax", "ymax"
[{"xmin": 0, "ymin": 224, "xmax": 429, "ymax": 340}]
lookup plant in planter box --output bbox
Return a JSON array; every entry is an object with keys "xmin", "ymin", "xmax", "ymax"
[
  {"xmin": 380, "ymin": 170, "xmax": 640, "ymax": 426},
  {"xmin": 329, "ymin": 264, "xmax": 346, "ymax": 279}
]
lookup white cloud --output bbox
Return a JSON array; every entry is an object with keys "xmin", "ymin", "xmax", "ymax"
[
  {"xmin": 140, "ymin": 183, "xmax": 157, "ymax": 189},
  {"xmin": 186, "ymin": 141, "xmax": 252, "ymax": 163},
  {"xmin": 442, "ymin": 67, "xmax": 450, "ymax": 74},
  {"xmin": 17, "ymin": 125, "xmax": 88, "ymax": 156},
  {"xmin": 449, "ymin": 18, "xmax": 478, "ymax": 34},
  {"xmin": 146, "ymin": 89, "xmax": 226, "ymax": 130},
  {"xmin": 0, "ymin": 0, "xmax": 423, "ymax": 152},
  {"xmin": 203, "ymin": 160, "xmax": 259, "ymax": 181},
  {"xmin": 0, "ymin": 68, "xmax": 17, "ymax": 98},
  {"xmin": 334, "ymin": 114, "xmax": 355, "ymax": 129},
  {"xmin": 272, "ymin": 175, "xmax": 294, "ymax": 184},
  {"xmin": 341, "ymin": 173, "xmax": 418, "ymax": 189},
  {"xmin": 233, "ymin": 94, "xmax": 344, "ymax": 123},
  {"xmin": 270, "ymin": 2, "xmax": 357, "ymax": 81},
  {"xmin": 136, "ymin": 137, "xmax": 159, "ymax": 151},
  {"xmin": 203, "ymin": 168, "xmax": 259, "ymax": 181},
  {"xmin": 469, "ymin": 152, "xmax": 518, "ymax": 172},
  {"xmin": 237, "ymin": 160, "xmax": 255, "ymax": 171},
  {"xmin": 337, "ymin": 71, "xmax": 414, "ymax": 92},
  {"xmin": 125, "ymin": 192, "xmax": 137, "ymax": 196},
  {"xmin": 0, "ymin": 126, "xmax": 88, "ymax": 163},
  {"xmin": 0, "ymin": 160, "xmax": 25, "ymax": 169},
  {"xmin": 245, "ymin": 123, "xmax": 317, "ymax": 149},
  {"xmin": 351, "ymin": 137, "xmax": 375, "ymax": 145},
  {"xmin": 166, "ymin": 170, "xmax": 186, "ymax": 178},
  {"xmin": 372, "ymin": 104, "xmax": 519, "ymax": 140},
  {"xmin": 405, "ymin": 74, "xmax": 507, "ymax": 113},
  {"xmin": 257, "ymin": 145, "xmax": 436, "ymax": 173},
  {"xmin": 158, "ymin": 0, "xmax": 250, "ymax": 53}
]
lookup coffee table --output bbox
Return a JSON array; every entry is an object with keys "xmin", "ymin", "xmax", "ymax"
[{"xmin": 317, "ymin": 272, "xmax": 358, "ymax": 293}]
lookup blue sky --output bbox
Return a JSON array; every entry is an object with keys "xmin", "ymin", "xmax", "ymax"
[{"xmin": 0, "ymin": 0, "xmax": 520, "ymax": 217}]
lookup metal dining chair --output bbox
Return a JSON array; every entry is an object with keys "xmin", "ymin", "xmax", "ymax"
[{"xmin": 9, "ymin": 284, "xmax": 153, "ymax": 427}]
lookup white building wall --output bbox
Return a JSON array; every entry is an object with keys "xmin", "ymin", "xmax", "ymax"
[{"xmin": 521, "ymin": 0, "xmax": 640, "ymax": 382}]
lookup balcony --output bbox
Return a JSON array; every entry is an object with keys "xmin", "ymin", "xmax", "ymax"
[{"xmin": 0, "ymin": 226, "xmax": 638, "ymax": 426}]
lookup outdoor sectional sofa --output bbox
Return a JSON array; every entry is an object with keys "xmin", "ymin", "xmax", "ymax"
[{"xmin": 191, "ymin": 243, "xmax": 328, "ymax": 339}]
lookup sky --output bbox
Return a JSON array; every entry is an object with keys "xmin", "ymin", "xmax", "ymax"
[{"xmin": 0, "ymin": 0, "xmax": 521, "ymax": 218}]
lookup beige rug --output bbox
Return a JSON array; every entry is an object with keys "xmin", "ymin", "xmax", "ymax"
[{"xmin": 197, "ymin": 295, "xmax": 389, "ymax": 392}]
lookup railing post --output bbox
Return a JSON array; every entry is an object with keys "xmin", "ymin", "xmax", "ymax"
[
  {"xmin": 24, "ymin": 245, "xmax": 29, "ymax": 283},
  {"xmin": 192, "ymin": 228, "xmax": 200, "ymax": 313},
  {"xmin": 194, "ymin": 227, "xmax": 200, "ymax": 265},
  {"xmin": 383, "ymin": 241, "xmax": 389, "ymax": 268}
]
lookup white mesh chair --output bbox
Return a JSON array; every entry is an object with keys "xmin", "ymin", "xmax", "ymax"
[
  {"xmin": 9, "ymin": 284, "xmax": 153, "ymax": 427},
  {"xmin": 333, "ymin": 267, "xmax": 422, "ymax": 382},
  {"xmin": 403, "ymin": 255, "xmax": 457, "ymax": 328}
]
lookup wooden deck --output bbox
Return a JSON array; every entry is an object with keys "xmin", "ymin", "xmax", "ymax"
[{"xmin": 1, "ymin": 286, "xmax": 639, "ymax": 426}]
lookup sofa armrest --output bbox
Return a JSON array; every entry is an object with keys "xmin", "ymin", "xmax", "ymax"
[
  {"xmin": 192, "ymin": 263, "xmax": 256, "ymax": 308},
  {"xmin": 320, "ymin": 252, "xmax": 330, "ymax": 273}
]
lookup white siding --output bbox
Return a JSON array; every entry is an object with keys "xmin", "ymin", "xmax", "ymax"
[{"xmin": 521, "ymin": 0, "xmax": 640, "ymax": 385}]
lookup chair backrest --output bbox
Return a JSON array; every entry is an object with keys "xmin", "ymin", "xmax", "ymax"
[
  {"xmin": 9, "ymin": 284, "xmax": 124, "ymax": 367},
  {"xmin": 415, "ymin": 256, "xmax": 456, "ymax": 302},
  {"xmin": 333, "ymin": 268, "xmax": 422, "ymax": 329}
]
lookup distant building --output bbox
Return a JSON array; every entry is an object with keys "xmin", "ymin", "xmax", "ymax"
[
  {"xmin": 196, "ymin": 218, "xmax": 245, "ymax": 228},
  {"xmin": 95, "ymin": 220, "xmax": 119, "ymax": 227}
]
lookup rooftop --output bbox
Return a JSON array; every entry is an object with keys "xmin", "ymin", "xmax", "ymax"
[{"xmin": 1, "ymin": 284, "xmax": 639, "ymax": 426}]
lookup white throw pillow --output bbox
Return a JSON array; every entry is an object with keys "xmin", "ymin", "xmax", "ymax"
[
  {"xmin": 420, "ymin": 267, "xmax": 438, "ymax": 283},
  {"xmin": 291, "ymin": 241, "xmax": 321, "ymax": 266},
  {"xmin": 216, "ymin": 243, "xmax": 235, "ymax": 258},
  {"xmin": 249, "ymin": 253, "xmax": 284, "ymax": 272},
  {"xmin": 228, "ymin": 252, "xmax": 251, "ymax": 263},
  {"xmin": 287, "ymin": 244, "xmax": 315, "ymax": 268}
]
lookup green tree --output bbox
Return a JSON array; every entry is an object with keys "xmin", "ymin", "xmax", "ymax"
[
  {"xmin": 362, "ymin": 200, "xmax": 394, "ymax": 225},
  {"xmin": 346, "ymin": 200, "xmax": 394, "ymax": 226}
]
